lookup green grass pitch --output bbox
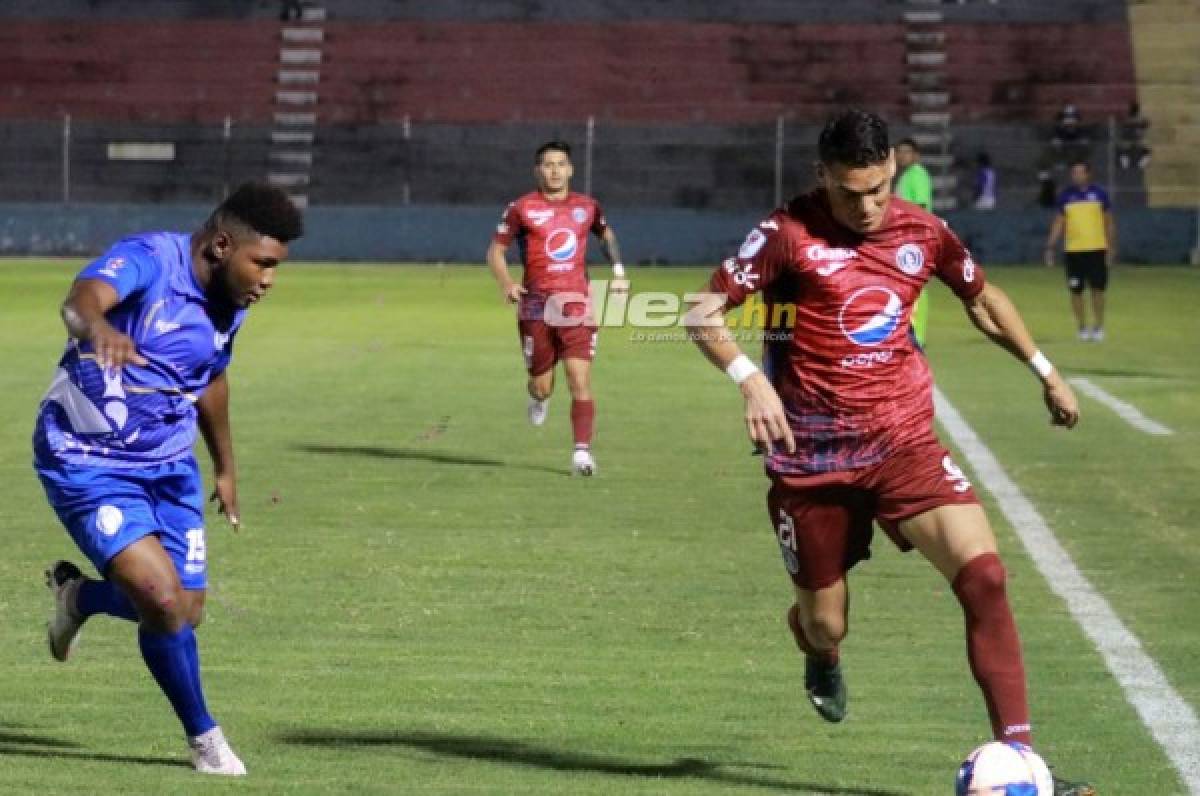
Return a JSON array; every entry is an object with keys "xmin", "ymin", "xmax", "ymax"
[{"xmin": 0, "ymin": 260, "xmax": 1196, "ymax": 794}]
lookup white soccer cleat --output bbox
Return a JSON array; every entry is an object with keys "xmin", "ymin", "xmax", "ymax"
[
  {"xmin": 1091, "ymin": 327, "xmax": 1105, "ymax": 342},
  {"xmin": 572, "ymin": 448, "xmax": 596, "ymax": 476},
  {"xmin": 528, "ymin": 398, "xmax": 549, "ymax": 426},
  {"xmin": 189, "ymin": 726, "xmax": 247, "ymax": 777},
  {"xmin": 45, "ymin": 560, "xmax": 86, "ymax": 662},
  {"xmin": 1077, "ymin": 327, "xmax": 1093, "ymax": 342}
]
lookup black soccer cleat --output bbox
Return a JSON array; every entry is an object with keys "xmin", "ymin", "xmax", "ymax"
[
  {"xmin": 804, "ymin": 656, "xmax": 847, "ymax": 723},
  {"xmin": 1052, "ymin": 773, "xmax": 1096, "ymax": 796}
]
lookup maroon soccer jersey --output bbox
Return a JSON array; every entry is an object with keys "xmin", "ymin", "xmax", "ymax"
[
  {"xmin": 708, "ymin": 191, "xmax": 985, "ymax": 475},
  {"xmin": 493, "ymin": 191, "xmax": 608, "ymax": 297}
]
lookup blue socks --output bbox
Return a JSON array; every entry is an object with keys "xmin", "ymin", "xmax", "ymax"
[
  {"xmin": 76, "ymin": 579, "xmax": 138, "ymax": 621},
  {"xmin": 138, "ymin": 625, "xmax": 216, "ymax": 738}
]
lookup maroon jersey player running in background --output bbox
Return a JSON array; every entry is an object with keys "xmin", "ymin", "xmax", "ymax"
[
  {"xmin": 487, "ymin": 140, "xmax": 628, "ymax": 475},
  {"xmin": 687, "ymin": 110, "xmax": 1092, "ymax": 796}
]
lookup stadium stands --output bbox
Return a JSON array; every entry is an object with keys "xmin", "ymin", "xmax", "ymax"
[{"xmin": 0, "ymin": 0, "xmax": 1186, "ymax": 212}]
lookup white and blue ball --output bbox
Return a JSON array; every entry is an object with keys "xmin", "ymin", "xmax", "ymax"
[{"xmin": 956, "ymin": 741, "xmax": 1052, "ymax": 795}]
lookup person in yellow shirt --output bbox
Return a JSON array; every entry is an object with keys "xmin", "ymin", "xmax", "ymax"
[{"xmin": 1044, "ymin": 161, "xmax": 1116, "ymax": 341}]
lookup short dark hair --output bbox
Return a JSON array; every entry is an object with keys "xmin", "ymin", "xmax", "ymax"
[
  {"xmin": 535, "ymin": 140, "xmax": 572, "ymax": 163},
  {"xmin": 818, "ymin": 109, "xmax": 890, "ymax": 168},
  {"xmin": 206, "ymin": 181, "xmax": 304, "ymax": 243},
  {"xmin": 896, "ymin": 137, "xmax": 919, "ymax": 154},
  {"xmin": 1069, "ymin": 159, "xmax": 1091, "ymax": 171}
]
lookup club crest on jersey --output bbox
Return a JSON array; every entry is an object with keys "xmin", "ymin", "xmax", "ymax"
[
  {"xmin": 895, "ymin": 243, "xmax": 925, "ymax": 276},
  {"xmin": 739, "ymin": 228, "xmax": 768, "ymax": 259},
  {"xmin": 571, "ymin": 207, "xmax": 588, "ymax": 223},
  {"xmin": 545, "ymin": 228, "xmax": 578, "ymax": 262},
  {"xmin": 838, "ymin": 286, "xmax": 903, "ymax": 347}
]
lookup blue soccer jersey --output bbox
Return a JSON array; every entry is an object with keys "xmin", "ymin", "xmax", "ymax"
[{"xmin": 33, "ymin": 233, "xmax": 245, "ymax": 469}]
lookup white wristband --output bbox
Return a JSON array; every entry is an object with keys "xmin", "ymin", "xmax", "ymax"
[
  {"xmin": 1028, "ymin": 350, "xmax": 1054, "ymax": 380},
  {"xmin": 612, "ymin": 263, "xmax": 626, "ymax": 278},
  {"xmin": 725, "ymin": 354, "xmax": 759, "ymax": 385}
]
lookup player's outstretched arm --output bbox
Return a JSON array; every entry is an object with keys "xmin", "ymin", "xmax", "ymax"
[
  {"xmin": 486, "ymin": 241, "xmax": 525, "ymax": 303},
  {"xmin": 685, "ymin": 294, "xmax": 795, "ymax": 453},
  {"xmin": 61, "ymin": 279, "xmax": 147, "ymax": 369},
  {"xmin": 197, "ymin": 371, "xmax": 241, "ymax": 529},
  {"xmin": 963, "ymin": 283, "xmax": 1079, "ymax": 429}
]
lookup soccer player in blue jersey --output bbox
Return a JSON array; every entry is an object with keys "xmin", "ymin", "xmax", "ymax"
[{"xmin": 33, "ymin": 182, "xmax": 303, "ymax": 776}]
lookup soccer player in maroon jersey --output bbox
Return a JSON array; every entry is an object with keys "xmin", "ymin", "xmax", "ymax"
[
  {"xmin": 487, "ymin": 140, "xmax": 628, "ymax": 475},
  {"xmin": 687, "ymin": 110, "xmax": 1092, "ymax": 796}
]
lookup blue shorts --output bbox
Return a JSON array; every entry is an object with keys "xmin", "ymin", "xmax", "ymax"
[{"xmin": 35, "ymin": 456, "xmax": 208, "ymax": 590}]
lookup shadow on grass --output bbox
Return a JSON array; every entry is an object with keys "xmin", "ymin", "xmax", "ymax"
[
  {"xmin": 278, "ymin": 729, "xmax": 910, "ymax": 795},
  {"xmin": 292, "ymin": 443, "xmax": 570, "ymax": 476},
  {"xmin": 0, "ymin": 730, "xmax": 79, "ymax": 749},
  {"xmin": 0, "ymin": 744, "xmax": 187, "ymax": 769}
]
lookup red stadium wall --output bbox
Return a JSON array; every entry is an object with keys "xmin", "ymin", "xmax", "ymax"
[
  {"xmin": 0, "ymin": 20, "xmax": 278, "ymax": 123},
  {"xmin": 943, "ymin": 22, "xmax": 1137, "ymax": 123},
  {"xmin": 0, "ymin": 19, "xmax": 1136, "ymax": 126}
]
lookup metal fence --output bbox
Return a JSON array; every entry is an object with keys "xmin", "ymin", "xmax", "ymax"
[{"xmin": 0, "ymin": 113, "xmax": 1192, "ymax": 218}]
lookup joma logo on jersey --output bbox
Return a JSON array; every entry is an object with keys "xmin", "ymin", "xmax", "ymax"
[{"xmin": 722, "ymin": 258, "xmax": 760, "ymax": 289}]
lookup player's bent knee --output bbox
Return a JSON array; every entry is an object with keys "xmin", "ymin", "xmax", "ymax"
[
  {"xmin": 127, "ymin": 581, "xmax": 189, "ymax": 630},
  {"xmin": 801, "ymin": 613, "xmax": 847, "ymax": 650},
  {"xmin": 954, "ymin": 552, "xmax": 1008, "ymax": 601}
]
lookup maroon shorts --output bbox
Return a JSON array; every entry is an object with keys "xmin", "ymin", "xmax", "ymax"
[
  {"xmin": 766, "ymin": 438, "xmax": 979, "ymax": 590},
  {"xmin": 518, "ymin": 318, "xmax": 597, "ymax": 377}
]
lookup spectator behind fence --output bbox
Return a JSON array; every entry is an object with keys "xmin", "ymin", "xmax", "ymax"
[
  {"xmin": 973, "ymin": 153, "xmax": 997, "ymax": 210},
  {"xmin": 1118, "ymin": 101, "xmax": 1151, "ymax": 170},
  {"xmin": 1050, "ymin": 104, "xmax": 1091, "ymax": 169}
]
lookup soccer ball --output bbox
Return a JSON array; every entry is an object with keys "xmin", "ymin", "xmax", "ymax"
[{"xmin": 956, "ymin": 741, "xmax": 1053, "ymax": 795}]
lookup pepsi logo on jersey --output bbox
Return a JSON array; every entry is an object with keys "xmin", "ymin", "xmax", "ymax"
[
  {"xmin": 838, "ymin": 286, "xmax": 903, "ymax": 347},
  {"xmin": 544, "ymin": 229, "xmax": 578, "ymax": 262}
]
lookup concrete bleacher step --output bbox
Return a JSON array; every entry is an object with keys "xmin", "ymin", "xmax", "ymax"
[
  {"xmin": 906, "ymin": 52, "xmax": 946, "ymax": 67},
  {"xmin": 933, "ymin": 175, "xmax": 958, "ymax": 192},
  {"xmin": 275, "ymin": 111, "xmax": 317, "ymax": 126},
  {"xmin": 270, "ymin": 151, "xmax": 314, "ymax": 166},
  {"xmin": 924, "ymin": 154, "xmax": 954, "ymax": 170},
  {"xmin": 301, "ymin": 6, "xmax": 326, "ymax": 22},
  {"xmin": 278, "ymin": 69, "xmax": 320, "ymax": 85},
  {"xmin": 913, "ymin": 131, "xmax": 951, "ymax": 150},
  {"xmin": 280, "ymin": 48, "xmax": 322, "ymax": 65},
  {"xmin": 903, "ymin": 10, "xmax": 944, "ymax": 25},
  {"xmin": 268, "ymin": 173, "xmax": 310, "ymax": 188},
  {"xmin": 909, "ymin": 91, "xmax": 950, "ymax": 108},
  {"xmin": 933, "ymin": 196, "xmax": 958, "ymax": 212},
  {"xmin": 289, "ymin": 194, "xmax": 309, "ymax": 209},
  {"xmin": 911, "ymin": 111, "xmax": 951, "ymax": 127},
  {"xmin": 272, "ymin": 130, "xmax": 315, "ymax": 145},
  {"xmin": 276, "ymin": 90, "xmax": 318, "ymax": 106},
  {"xmin": 906, "ymin": 31, "xmax": 945, "ymax": 47},
  {"xmin": 282, "ymin": 27, "xmax": 324, "ymax": 44}
]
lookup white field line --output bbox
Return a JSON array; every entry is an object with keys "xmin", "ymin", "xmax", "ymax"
[
  {"xmin": 934, "ymin": 386, "xmax": 1200, "ymax": 794},
  {"xmin": 1067, "ymin": 377, "xmax": 1174, "ymax": 436}
]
